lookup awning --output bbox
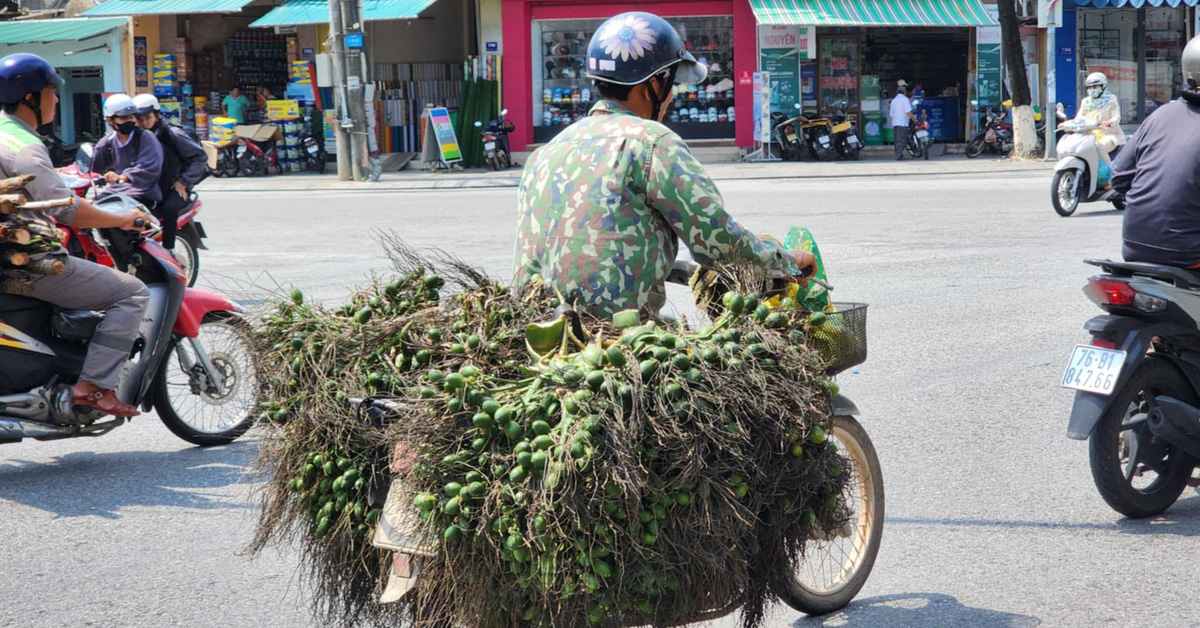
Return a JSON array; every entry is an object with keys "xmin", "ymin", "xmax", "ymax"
[
  {"xmin": 0, "ymin": 17, "xmax": 126, "ymax": 44},
  {"xmin": 1072, "ymin": 0, "xmax": 1199, "ymax": 7},
  {"xmin": 81, "ymin": 0, "xmax": 256, "ymax": 16},
  {"xmin": 751, "ymin": 0, "xmax": 996, "ymax": 27},
  {"xmin": 250, "ymin": 0, "xmax": 438, "ymax": 27}
]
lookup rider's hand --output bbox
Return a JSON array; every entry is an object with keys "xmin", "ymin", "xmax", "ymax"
[
  {"xmin": 118, "ymin": 208, "xmax": 152, "ymax": 232},
  {"xmin": 793, "ymin": 251, "xmax": 817, "ymax": 287},
  {"xmin": 1100, "ymin": 121, "xmax": 1111, "ymax": 129},
  {"xmin": 173, "ymin": 181, "xmax": 188, "ymax": 199},
  {"xmin": 103, "ymin": 171, "xmax": 120, "ymax": 184}
]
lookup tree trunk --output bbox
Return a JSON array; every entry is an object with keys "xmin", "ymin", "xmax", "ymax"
[{"xmin": 997, "ymin": 0, "xmax": 1039, "ymax": 157}]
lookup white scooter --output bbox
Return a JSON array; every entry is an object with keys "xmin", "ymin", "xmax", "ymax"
[{"xmin": 1052, "ymin": 113, "xmax": 1125, "ymax": 217}]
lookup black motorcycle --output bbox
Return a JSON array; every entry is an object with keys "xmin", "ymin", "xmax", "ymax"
[
  {"xmin": 43, "ymin": 132, "xmax": 83, "ymax": 168},
  {"xmin": 474, "ymin": 109, "xmax": 517, "ymax": 171},
  {"xmin": 828, "ymin": 101, "xmax": 861, "ymax": 160},
  {"xmin": 964, "ymin": 103, "xmax": 1012, "ymax": 158},
  {"xmin": 1064, "ymin": 259, "xmax": 1200, "ymax": 519},
  {"xmin": 300, "ymin": 115, "xmax": 327, "ymax": 173}
]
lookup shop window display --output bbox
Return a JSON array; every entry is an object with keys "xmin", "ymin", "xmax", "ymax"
[{"xmin": 532, "ymin": 16, "xmax": 736, "ymax": 144}]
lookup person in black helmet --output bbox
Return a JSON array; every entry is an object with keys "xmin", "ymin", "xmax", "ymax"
[
  {"xmin": 0, "ymin": 53, "xmax": 150, "ymax": 417},
  {"xmin": 513, "ymin": 12, "xmax": 815, "ymax": 317},
  {"xmin": 1117, "ymin": 35, "xmax": 1200, "ymax": 269}
]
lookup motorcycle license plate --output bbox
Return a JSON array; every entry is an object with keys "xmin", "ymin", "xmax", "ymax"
[
  {"xmin": 306, "ymin": 144, "xmax": 318, "ymax": 154},
  {"xmin": 236, "ymin": 146, "xmax": 247, "ymax": 157},
  {"xmin": 1061, "ymin": 345, "xmax": 1127, "ymax": 395},
  {"xmin": 917, "ymin": 130, "xmax": 929, "ymax": 139},
  {"xmin": 819, "ymin": 136, "xmax": 831, "ymax": 146},
  {"xmin": 847, "ymin": 135, "xmax": 859, "ymax": 145},
  {"xmin": 786, "ymin": 133, "xmax": 798, "ymax": 142},
  {"xmin": 485, "ymin": 141, "xmax": 496, "ymax": 151}
]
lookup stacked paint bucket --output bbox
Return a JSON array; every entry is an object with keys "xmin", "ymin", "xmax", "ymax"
[
  {"xmin": 153, "ymin": 54, "xmax": 176, "ymax": 98},
  {"xmin": 194, "ymin": 96, "xmax": 209, "ymax": 140},
  {"xmin": 210, "ymin": 116, "xmax": 237, "ymax": 146},
  {"xmin": 282, "ymin": 119, "xmax": 303, "ymax": 172}
]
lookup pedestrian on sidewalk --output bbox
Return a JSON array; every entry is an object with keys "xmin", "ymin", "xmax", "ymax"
[{"xmin": 890, "ymin": 80, "xmax": 918, "ymax": 160}]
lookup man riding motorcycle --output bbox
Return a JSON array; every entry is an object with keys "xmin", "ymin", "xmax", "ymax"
[
  {"xmin": 133, "ymin": 93, "xmax": 206, "ymax": 250},
  {"xmin": 1062, "ymin": 72, "xmax": 1126, "ymax": 172},
  {"xmin": 1117, "ymin": 35, "xmax": 1200, "ymax": 269},
  {"xmin": 0, "ymin": 53, "xmax": 150, "ymax": 417},
  {"xmin": 513, "ymin": 11, "xmax": 815, "ymax": 317},
  {"xmin": 91, "ymin": 93, "xmax": 163, "ymax": 209}
]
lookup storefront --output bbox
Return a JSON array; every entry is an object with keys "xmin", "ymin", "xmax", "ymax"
[
  {"xmin": 251, "ymin": 0, "xmax": 485, "ymax": 155},
  {"xmin": 501, "ymin": 0, "xmax": 760, "ymax": 151},
  {"xmin": 0, "ymin": 17, "xmax": 134, "ymax": 143},
  {"xmin": 1058, "ymin": 0, "xmax": 1197, "ymax": 121},
  {"xmin": 749, "ymin": 0, "xmax": 994, "ymax": 143}
]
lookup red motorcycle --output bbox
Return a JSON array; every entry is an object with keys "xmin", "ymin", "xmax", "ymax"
[
  {"xmin": 233, "ymin": 124, "xmax": 281, "ymax": 177},
  {"xmin": 0, "ymin": 189, "xmax": 258, "ymax": 447},
  {"xmin": 57, "ymin": 146, "xmax": 206, "ymax": 287}
]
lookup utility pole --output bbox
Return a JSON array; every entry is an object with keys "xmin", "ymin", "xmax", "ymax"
[
  {"xmin": 338, "ymin": 0, "xmax": 368, "ymax": 181},
  {"xmin": 328, "ymin": 0, "xmax": 352, "ymax": 181}
]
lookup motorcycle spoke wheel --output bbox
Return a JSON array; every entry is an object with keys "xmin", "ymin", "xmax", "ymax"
[
  {"xmin": 154, "ymin": 317, "xmax": 259, "ymax": 447},
  {"xmin": 778, "ymin": 415, "xmax": 884, "ymax": 616},
  {"xmin": 1052, "ymin": 170, "xmax": 1080, "ymax": 217}
]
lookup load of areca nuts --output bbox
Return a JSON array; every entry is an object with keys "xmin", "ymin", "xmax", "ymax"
[{"xmin": 249, "ymin": 243, "xmax": 851, "ymax": 628}]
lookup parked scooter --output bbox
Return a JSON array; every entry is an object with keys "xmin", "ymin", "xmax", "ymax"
[
  {"xmin": 1064, "ymin": 258, "xmax": 1200, "ymax": 518},
  {"xmin": 773, "ymin": 104, "xmax": 835, "ymax": 161},
  {"xmin": 235, "ymin": 124, "xmax": 281, "ymax": 177},
  {"xmin": 1051, "ymin": 117, "xmax": 1124, "ymax": 216},
  {"xmin": 58, "ymin": 144, "xmax": 208, "ymax": 287},
  {"xmin": 300, "ymin": 116, "xmax": 326, "ymax": 173},
  {"xmin": 0, "ymin": 180, "xmax": 258, "ymax": 447},
  {"xmin": 964, "ymin": 102, "xmax": 1013, "ymax": 158},
  {"xmin": 473, "ymin": 109, "xmax": 517, "ymax": 171},
  {"xmin": 827, "ymin": 100, "xmax": 861, "ymax": 160}
]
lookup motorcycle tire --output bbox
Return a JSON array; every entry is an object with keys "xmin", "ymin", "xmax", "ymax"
[
  {"xmin": 487, "ymin": 153, "xmax": 499, "ymax": 171},
  {"xmin": 497, "ymin": 151, "xmax": 511, "ymax": 170},
  {"xmin": 965, "ymin": 136, "xmax": 986, "ymax": 158},
  {"xmin": 237, "ymin": 154, "xmax": 255, "ymax": 178},
  {"xmin": 153, "ymin": 314, "xmax": 259, "ymax": 447},
  {"xmin": 774, "ymin": 414, "xmax": 884, "ymax": 616},
  {"xmin": 173, "ymin": 229, "xmax": 201, "ymax": 287},
  {"xmin": 814, "ymin": 140, "xmax": 835, "ymax": 162},
  {"xmin": 1088, "ymin": 358, "xmax": 1197, "ymax": 518},
  {"xmin": 1051, "ymin": 169, "xmax": 1082, "ymax": 217},
  {"xmin": 1111, "ymin": 195, "xmax": 1126, "ymax": 211}
]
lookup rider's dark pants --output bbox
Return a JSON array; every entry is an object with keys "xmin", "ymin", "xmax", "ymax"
[{"xmin": 153, "ymin": 191, "xmax": 186, "ymax": 250}]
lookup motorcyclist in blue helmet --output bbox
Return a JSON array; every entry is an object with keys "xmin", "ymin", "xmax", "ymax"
[
  {"xmin": 584, "ymin": 11, "xmax": 708, "ymax": 122},
  {"xmin": 0, "ymin": 53, "xmax": 150, "ymax": 417}
]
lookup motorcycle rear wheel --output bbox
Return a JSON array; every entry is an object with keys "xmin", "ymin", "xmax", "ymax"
[
  {"xmin": 1089, "ymin": 358, "xmax": 1197, "ymax": 518},
  {"xmin": 776, "ymin": 415, "xmax": 884, "ymax": 615},
  {"xmin": 173, "ymin": 229, "xmax": 200, "ymax": 287},
  {"xmin": 1051, "ymin": 170, "xmax": 1081, "ymax": 217},
  {"xmin": 153, "ymin": 314, "xmax": 259, "ymax": 447}
]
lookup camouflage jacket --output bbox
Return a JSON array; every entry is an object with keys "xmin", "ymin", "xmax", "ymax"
[{"xmin": 514, "ymin": 100, "xmax": 798, "ymax": 317}]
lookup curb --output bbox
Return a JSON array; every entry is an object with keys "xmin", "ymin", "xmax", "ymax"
[{"xmin": 198, "ymin": 161, "xmax": 1052, "ymax": 194}]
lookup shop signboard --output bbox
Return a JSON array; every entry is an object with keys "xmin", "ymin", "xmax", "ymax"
[
  {"xmin": 266, "ymin": 99, "xmax": 301, "ymax": 121},
  {"xmin": 424, "ymin": 106, "xmax": 462, "ymax": 164},
  {"xmin": 759, "ymin": 25, "xmax": 810, "ymax": 113},
  {"xmin": 819, "ymin": 39, "xmax": 860, "ymax": 111},
  {"xmin": 801, "ymin": 64, "xmax": 817, "ymax": 108},
  {"xmin": 976, "ymin": 5, "xmax": 1002, "ymax": 108}
]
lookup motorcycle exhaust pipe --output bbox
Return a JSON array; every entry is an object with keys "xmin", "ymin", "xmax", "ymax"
[
  {"xmin": 0, "ymin": 416, "xmax": 73, "ymax": 441},
  {"xmin": 1146, "ymin": 396, "xmax": 1200, "ymax": 460}
]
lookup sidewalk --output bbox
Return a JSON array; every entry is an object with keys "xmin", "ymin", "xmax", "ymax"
[{"xmin": 197, "ymin": 153, "xmax": 1054, "ymax": 194}]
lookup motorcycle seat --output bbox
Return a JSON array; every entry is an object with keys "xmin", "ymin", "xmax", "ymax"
[
  {"xmin": 1085, "ymin": 259, "xmax": 1200, "ymax": 289},
  {"xmin": 52, "ymin": 309, "xmax": 104, "ymax": 343}
]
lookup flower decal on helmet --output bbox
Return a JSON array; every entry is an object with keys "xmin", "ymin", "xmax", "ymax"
[{"xmin": 596, "ymin": 14, "xmax": 657, "ymax": 62}]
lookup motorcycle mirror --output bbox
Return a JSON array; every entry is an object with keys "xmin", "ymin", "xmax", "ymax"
[
  {"xmin": 500, "ymin": 108, "xmax": 508, "ymax": 116},
  {"xmin": 970, "ymin": 100, "xmax": 979, "ymax": 108},
  {"xmin": 75, "ymin": 143, "xmax": 94, "ymax": 175},
  {"xmin": 474, "ymin": 121, "xmax": 483, "ymax": 127}
]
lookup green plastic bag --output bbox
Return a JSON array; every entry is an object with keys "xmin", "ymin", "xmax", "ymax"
[{"xmin": 784, "ymin": 226, "xmax": 832, "ymax": 312}]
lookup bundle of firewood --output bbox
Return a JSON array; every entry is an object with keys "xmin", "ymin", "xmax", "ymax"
[{"xmin": 0, "ymin": 174, "xmax": 73, "ymax": 283}]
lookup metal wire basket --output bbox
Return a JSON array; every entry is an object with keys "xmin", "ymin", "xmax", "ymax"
[{"xmin": 812, "ymin": 303, "xmax": 868, "ymax": 375}]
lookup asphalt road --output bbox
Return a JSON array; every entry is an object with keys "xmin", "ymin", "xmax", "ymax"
[{"xmin": 4, "ymin": 168, "xmax": 1198, "ymax": 628}]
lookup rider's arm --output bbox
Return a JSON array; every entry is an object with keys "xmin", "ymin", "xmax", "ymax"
[
  {"xmin": 90, "ymin": 137, "xmax": 112, "ymax": 178},
  {"xmin": 647, "ymin": 133, "xmax": 799, "ymax": 278},
  {"xmin": 119, "ymin": 132, "xmax": 163, "ymax": 194},
  {"xmin": 172, "ymin": 127, "xmax": 208, "ymax": 187},
  {"xmin": 1111, "ymin": 123, "xmax": 1144, "ymax": 194}
]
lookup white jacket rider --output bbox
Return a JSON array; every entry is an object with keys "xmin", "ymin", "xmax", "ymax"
[{"xmin": 1068, "ymin": 72, "xmax": 1126, "ymax": 170}]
